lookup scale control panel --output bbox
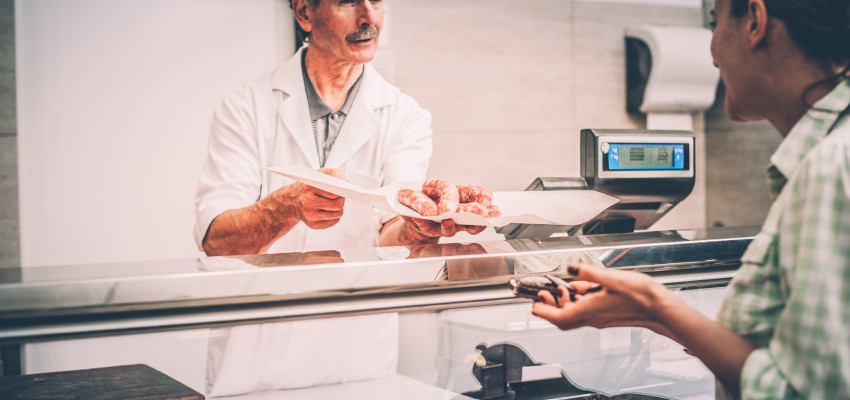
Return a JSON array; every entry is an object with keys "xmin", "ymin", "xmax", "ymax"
[{"xmin": 582, "ymin": 128, "xmax": 695, "ymax": 180}]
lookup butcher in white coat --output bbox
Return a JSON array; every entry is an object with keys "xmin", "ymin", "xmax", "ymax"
[
  {"xmin": 195, "ymin": 0, "xmax": 484, "ymax": 256},
  {"xmin": 195, "ymin": 0, "xmax": 485, "ymax": 396}
]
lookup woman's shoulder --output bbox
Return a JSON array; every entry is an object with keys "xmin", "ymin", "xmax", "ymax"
[
  {"xmin": 795, "ymin": 115, "xmax": 850, "ymax": 186},
  {"xmin": 814, "ymin": 114, "xmax": 850, "ymax": 157}
]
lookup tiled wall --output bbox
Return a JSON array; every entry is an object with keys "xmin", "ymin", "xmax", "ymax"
[
  {"xmin": 705, "ymin": 84, "xmax": 780, "ymax": 227},
  {"xmin": 0, "ymin": 0, "xmax": 19, "ymax": 268},
  {"xmin": 388, "ymin": 0, "xmax": 708, "ymax": 230}
]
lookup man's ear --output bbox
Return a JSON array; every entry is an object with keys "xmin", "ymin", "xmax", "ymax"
[
  {"xmin": 746, "ymin": 0, "xmax": 769, "ymax": 48},
  {"xmin": 292, "ymin": 0, "xmax": 313, "ymax": 33}
]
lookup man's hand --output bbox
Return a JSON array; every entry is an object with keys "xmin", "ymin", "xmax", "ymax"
[
  {"xmin": 379, "ymin": 215, "xmax": 487, "ymax": 246},
  {"xmin": 384, "ymin": 179, "xmax": 495, "ymax": 246},
  {"xmin": 401, "ymin": 216, "xmax": 486, "ymax": 238},
  {"xmin": 288, "ymin": 168, "xmax": 347, "ymax": 230},
  {"xmin": 203, "ymin": 168, "xmax": 349, "ymax": 256}
]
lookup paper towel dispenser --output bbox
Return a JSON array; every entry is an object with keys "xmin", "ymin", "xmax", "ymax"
[{"xmin": 625, "ymin": 25, "xmax": 720, "ymax": 114}]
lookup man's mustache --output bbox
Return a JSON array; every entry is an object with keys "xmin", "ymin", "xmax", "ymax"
[{"xmin": 346, "ymin": 25, "xmax": 379, "ymax": 42}]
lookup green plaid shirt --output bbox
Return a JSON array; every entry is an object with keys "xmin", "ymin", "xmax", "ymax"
[{"xmin": 716, "ymin": 79, "xmax": 850, "ymax": 399}]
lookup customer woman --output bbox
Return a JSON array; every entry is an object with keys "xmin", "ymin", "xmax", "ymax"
[{"xmin": 532, "ymin": 0, "xmax": 850, "ymax": 398}]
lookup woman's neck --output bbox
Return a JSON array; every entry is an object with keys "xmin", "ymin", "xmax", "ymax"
[{"xmin": 760, "ymin": 55, "xmax": 842, "ymax": 136}]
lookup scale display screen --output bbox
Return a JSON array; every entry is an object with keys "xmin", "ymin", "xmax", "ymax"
[{"xmin": 603, "ymin": 143, "xmax": 686, "ymax": 171}]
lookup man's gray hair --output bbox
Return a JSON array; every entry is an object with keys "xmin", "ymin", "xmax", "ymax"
[
  {"xmin": 290, "ymin": 0, "xmax": 319, "ymax": 45},
  {"xmin": 290, "ymin": 0, "xmax": 319, "ymax": 10}
]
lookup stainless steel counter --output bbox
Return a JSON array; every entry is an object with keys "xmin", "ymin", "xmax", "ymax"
[{"xmin": 0, "ymin": 226, "xmax": 757, "ymax": 344}]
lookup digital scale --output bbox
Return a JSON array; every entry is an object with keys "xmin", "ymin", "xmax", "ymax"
[{"xmin": 499, "ymin": 128, "xmax": 695, "ymax": 239}]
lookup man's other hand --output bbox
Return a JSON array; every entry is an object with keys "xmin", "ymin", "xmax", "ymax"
[
  {"xmin": 292, "ymin": 168, "xmax": 347, "ymax": 229},
  {"xmin": 400, "ymin": 216, "xmax": 486, "ymax": 239}
]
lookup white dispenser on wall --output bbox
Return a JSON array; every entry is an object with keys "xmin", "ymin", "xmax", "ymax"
[{"xmin": 625, "ymin": 25, "xmax": 720, "ymax": 130}]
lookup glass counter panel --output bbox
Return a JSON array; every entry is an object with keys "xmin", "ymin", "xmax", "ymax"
[
  {"xmin": 15, "ymin": 286, "xmax": 725, "ymax": 399},
  {"xmin": 398, "ymin": 286, "xmax": 725, "ymax": 400}
]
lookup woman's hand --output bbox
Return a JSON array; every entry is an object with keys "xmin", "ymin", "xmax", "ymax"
[
  {"xmin": 532, "ymin": 264, "xmax": 674, "ymax": 336},
  {"xmin": 533, "ymin": 264, "xmax": 757, "ymax": 395}
]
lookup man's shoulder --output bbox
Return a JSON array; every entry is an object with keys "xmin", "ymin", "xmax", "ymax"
[
  {"xmin": 362, "ymin": 64, "xmax": 399, "ymax": 100},
  {"xmin": 362, "ymin": 65, "xmax": 428, "ymax": 114},
  {"xmin": 230, "ymin": 70, "xmax": 278, "ymax": 97},
  {"xmin": 213, "ymin": 70, "xmax": 281, "ymax": 115}
]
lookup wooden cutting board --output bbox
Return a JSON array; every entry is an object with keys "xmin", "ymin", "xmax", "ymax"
[{"xmin": 0, "ymin": 363, "xmax": 204, "ymax": 399}]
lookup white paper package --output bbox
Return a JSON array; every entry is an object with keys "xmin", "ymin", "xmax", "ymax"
[{"xmin": 267, "ymin": 165, "xmax": 618, "ymax": 227}]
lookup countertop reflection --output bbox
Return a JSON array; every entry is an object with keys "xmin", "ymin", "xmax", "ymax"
[{"xmin": 0, "ymin": 226, "xmax": 757, "ymax": 323}]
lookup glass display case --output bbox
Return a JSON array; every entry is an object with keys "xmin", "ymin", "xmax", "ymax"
[{"xmin": 0, "ymin": 226, "xmax": 756, "ymax": 399}]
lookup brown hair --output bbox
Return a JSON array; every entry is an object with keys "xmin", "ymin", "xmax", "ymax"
[
  {"xmin": 729, "ymin": 0, "xmax": 850, "ymax": 108},
  {"xmin": 730, "ymin": 0, "xmax": 850, "ymax": 67}
]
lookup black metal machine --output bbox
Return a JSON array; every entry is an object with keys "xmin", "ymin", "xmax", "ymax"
[{"xmin": 460, "ymin": 343, "xmax": 673, "ymax": 400}]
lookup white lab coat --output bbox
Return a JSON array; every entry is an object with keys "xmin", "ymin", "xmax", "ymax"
[
  {"xmin": 197, "ymin": 48, "xmax": 431, "ymax": 396},
  {"xmin": 194, "ymin": 46, "xmax": 432, "ymax": 254}
]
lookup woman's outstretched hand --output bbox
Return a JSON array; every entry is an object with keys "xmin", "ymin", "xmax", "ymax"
[
  {"xmin": 532, "ymin": 264, "xmax": 756, "ymax": 395},
  {"xmin": 532, "ymin": 264, "xmax": 673, "ymax": 337}
]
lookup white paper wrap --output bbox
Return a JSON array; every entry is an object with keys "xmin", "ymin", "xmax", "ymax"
[{"xmin": 267, "ymin": 165, "xmax": 618, "ymax": 227}]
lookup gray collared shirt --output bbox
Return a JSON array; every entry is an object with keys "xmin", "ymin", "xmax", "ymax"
[{"xmin": 301, "ymin": 50, "xmax": 363, "ymax": 167}]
